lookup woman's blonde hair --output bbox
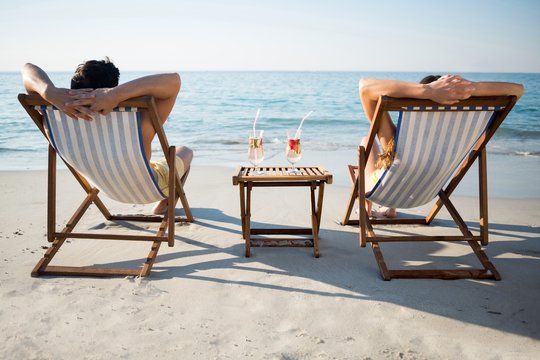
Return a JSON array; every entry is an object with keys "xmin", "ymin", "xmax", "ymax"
[{"xmin": 376, "ymin": 138, "xmax": 394, "ymax": 169}]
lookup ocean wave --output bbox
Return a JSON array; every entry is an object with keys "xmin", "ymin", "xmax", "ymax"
[
  {"xmin": 494, "ymin": 127, "xmax": 540, "ymax": 140},
  {"xmin": 220, "ymin": 139, "xmax": 243, "ymax": 145},
  {"xmin": 0, "ymin": 146, "xmax": 36, "ymax": 153},
  {"xmin": 514, "ymin": 151, "xmax": 540, "ymax": 157},
  {"xmin": 487, "ymin": 147, "xmax": 540, "ymax": 157},
  {"xmin": 514, "ymin": 106, "xmax": 540, "ymax": 114}
]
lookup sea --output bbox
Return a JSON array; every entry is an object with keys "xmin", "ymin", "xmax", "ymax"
[{"xmin": 1, "ymin": 71, "xmax": 539, "ymax": 197}]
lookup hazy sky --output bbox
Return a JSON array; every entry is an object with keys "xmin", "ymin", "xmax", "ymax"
[{"xmin": 1, "ymin": 0, "xmax": 539, "ymax": 72}]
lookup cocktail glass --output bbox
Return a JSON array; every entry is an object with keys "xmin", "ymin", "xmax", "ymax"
[
  {"xmin": 248, "ymin": 130, "xmax": 265, "ymax": 175},
  {"xmin": 286, "ymin": 129, "xmax": 302, "ymax": 174}
]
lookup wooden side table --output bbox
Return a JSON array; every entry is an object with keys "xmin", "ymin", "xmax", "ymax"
[{"xmin": 232, "ymin": 166, "xmax": 333, "ymax": 257}]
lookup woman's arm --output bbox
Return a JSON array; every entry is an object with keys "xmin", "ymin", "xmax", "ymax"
[
  {"xmin": 472, "ymin": 81, "xmax": 524, "ymax": 99},
  {"xmin": 359, "ymin": 75, "xmax": 477, "ymax": 118},
  {"xmin": 359, "ymin": 75, "xmax": 523, "ymax": 120},
  {"xmin": 22, "ymin": 63, "xmax": 94, "ymax": 120},
  {"xmin": 358, "ymin": 75, "xmax": 477, "ymax": 150},
  {"xmin": 358, "ymin": 75, "xmax": 523, "ymax": 151}
]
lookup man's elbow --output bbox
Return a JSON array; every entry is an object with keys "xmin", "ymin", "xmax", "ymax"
[{"xmin": 169, "ymin": 72, "xmax": 181, "ymax": 94}]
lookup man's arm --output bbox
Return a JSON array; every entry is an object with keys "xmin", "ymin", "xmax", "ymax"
[
  {"xmin": 21, "ymin": 63, "xmax": 94, "ymax": 120},
  {"xmin": 72, "ymin": 73, "xmax": 181, "ymax": 124},
  {"xmin": 66, "ymin": 73, "xmax": 181, "ymax": 159}
]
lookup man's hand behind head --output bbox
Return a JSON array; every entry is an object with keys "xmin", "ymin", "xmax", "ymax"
[{"xmin": 47, "ymin": 88, "xmax": 95, "ymax": 121}]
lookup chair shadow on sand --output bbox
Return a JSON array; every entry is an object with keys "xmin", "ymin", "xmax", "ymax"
[{"xmin": 89, "ymin": 206, "xmax": 540, "ymax": 340}]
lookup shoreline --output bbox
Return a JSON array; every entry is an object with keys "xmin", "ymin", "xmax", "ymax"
[{"xmin": 3, "ymin": 149, "xmax": 539, "ymax": 199}]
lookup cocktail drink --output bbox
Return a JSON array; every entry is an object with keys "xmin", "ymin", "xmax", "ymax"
[
  {"xmin": 248, "ymin": 130, "xmax": 265, "ymax": 175},
  {"xmin": 286, "ymin": 129, "xmax": 302, "ymax": 174}
]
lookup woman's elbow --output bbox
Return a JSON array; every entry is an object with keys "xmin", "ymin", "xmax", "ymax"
[
  {"xmin": 21, "ymin": 63, "xmax": 37, "ymax": 77},
  {"xmin": 22, "ymin": 62, "xmax": 34, "ymax": 70},
  {"xmin": 515, "ymin": 84, "xmax": 524, "ymax": 99},
  {"xmin": 359, "ymin": 78, "xmax": 377, "ymax": 100}
]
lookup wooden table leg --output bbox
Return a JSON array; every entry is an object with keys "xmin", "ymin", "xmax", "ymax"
[
  {"xmin": 239, "ymin": 183, "xmax": 246, "ymax": 239},
  {"xmin": 310, "ymin": 182, "xmax": 320, "ymax": 258},
  {"xmin": 316, "ymin": 181, "xmax": 325, "ymax": 231},
  {"xmin": 245, "ymin": 182, "xmax": 252, "ymax": 257}
]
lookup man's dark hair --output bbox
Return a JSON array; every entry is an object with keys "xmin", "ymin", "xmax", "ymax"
[
  {"xmin": 70, "ymin": 57, "xmax": 120, "ymax": 89},
  {"xmin": 419, "ymin": 75, "xmax": 441, "ymax": 84}
]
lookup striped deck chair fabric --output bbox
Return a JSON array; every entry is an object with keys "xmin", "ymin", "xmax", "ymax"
[
  {"xmin": 40, "ymin": 105, "xmax": 165, "ymax": 204},
  {"xmin": 367, "ymin": 105, "xmax": 500, "ymax": 208}
]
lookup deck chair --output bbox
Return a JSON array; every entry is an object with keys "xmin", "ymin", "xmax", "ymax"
[
  {"xmin": 18, "ymin": 94, "xmax": 193, "ymax": 277},
  {"xmin": 341, "ymin": 95, "xmax": 518, "ymax": 280}
]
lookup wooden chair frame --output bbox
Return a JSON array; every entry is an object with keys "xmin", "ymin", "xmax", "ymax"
[
  {"xmin": 18, "ymin": 94, "xmax": 193, "ymax": 278},
  {"xmin": 341, "ymin": 96, "xmax": 517, "ymax": 280}
]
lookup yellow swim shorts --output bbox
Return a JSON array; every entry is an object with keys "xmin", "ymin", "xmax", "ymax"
[{"xmin": 150, "ymin": 156, "xmax": 185, "ymax": 197}]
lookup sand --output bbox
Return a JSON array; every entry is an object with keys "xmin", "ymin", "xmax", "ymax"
[{"xmin": 0, "ymin": 166, "xmax": 539, "ymax": 359}]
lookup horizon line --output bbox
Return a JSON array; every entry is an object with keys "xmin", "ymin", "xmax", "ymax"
[{"xmin": 1, "ymin": 69, "xmax": 539, "ymax": 74}]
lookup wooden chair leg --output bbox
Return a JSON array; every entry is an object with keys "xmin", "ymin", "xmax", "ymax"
[
  {"xmin": 359, "ymin": 146, "xmax": 367, "ymax": 247},
  {"xmin": 167, "ymin": 146, "xmax": 176, "ymax": 247},
  {"xmin": 371, "ymin": 242, "xmax": 391, "ymax": 280},
  {"xmin": 47, "ymin": 145, "xmax": 56, "ymax": 243},
  {"xmin": 468, "ymin": 240, "xmax": 501, "ymax": 280},
  {"xmin": 479, "ymin": 148, "xmax": 489, "ymax": 245},
  {"xmin": 176, "ymin": 180, "xmax": 193, "ymax": 222},
  {"xmin": 141, "ymin": 215, "xmax": 169, "ymax": 277},
  {"xmin": 172, "ymin": 155, "xmax": 193, "ymax": 223},
  {"xmin": 32, "ymin": 238, "xmax": 67, "ymax": 277},
  {"xmin": 141, "ymin": 241, "xmax": 162, "ymax": 277}
]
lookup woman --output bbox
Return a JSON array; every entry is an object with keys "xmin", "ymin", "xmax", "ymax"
[{"xmin": 358, "ymin": 75, "xmax": 524, "ymax": 217}]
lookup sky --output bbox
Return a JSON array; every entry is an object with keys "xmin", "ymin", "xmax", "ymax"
[{"xmin": 1, "ymin": 0, "xmax": 539, "ymax": 72}]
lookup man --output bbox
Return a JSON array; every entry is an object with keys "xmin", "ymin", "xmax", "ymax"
[
  {"xmin": 22, "ymin": 59, "xmax": 192, "ymax": 214},
  {"xmin": 357, "ymin": 75, "xmax": 524, "ymax": 217}
]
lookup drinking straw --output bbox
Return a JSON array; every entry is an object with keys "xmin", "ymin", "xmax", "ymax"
[
  {"xmin": 253, "ymin": 108, "xmax": 260, "ymax": 138},
  {"xmin": 295, "ymin": 111, "xmax": 313, "ymax": 138}
]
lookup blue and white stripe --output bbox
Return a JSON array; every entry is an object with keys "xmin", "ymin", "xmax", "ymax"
[
  {"xmin": 367, "ymin": 107, "xmax": 497, "ymax": 208},
  {"xmin": 40, "ymin": 106, "xmax": 165, "ymax": 204},
  {"xmin": 403, "ymin": 105, "xmax": 501, "ymax": 111}
]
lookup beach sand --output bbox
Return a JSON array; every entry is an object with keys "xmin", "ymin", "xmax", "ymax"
[{"xmin": 0, "ymin": 166, "xmax": 539, "ymax": 359}]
